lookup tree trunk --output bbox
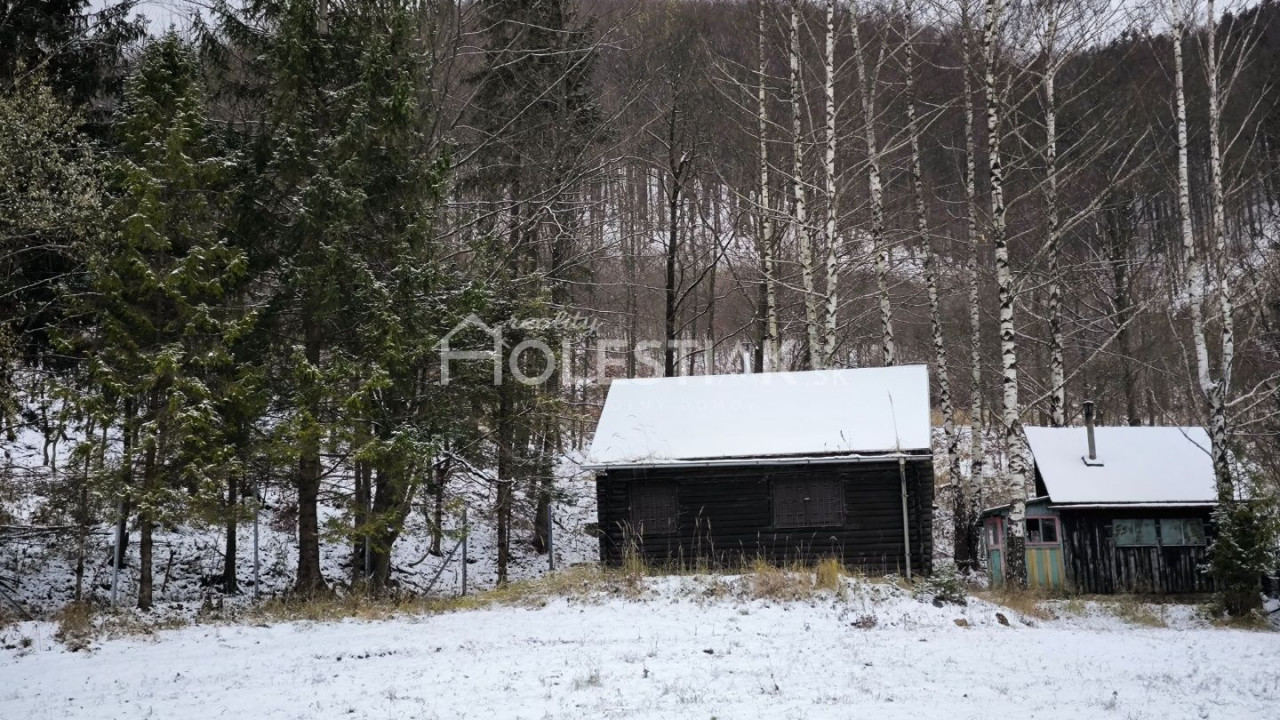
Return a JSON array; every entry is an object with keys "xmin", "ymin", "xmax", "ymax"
[
  {"xmin": 663, "ymin": 126, "xmax": 687, "ymax": 378},
  {"xmin": 496, "ymin": 379, "xmax": 514, "ymax": 585},
  {"xmin": 294, "ymin": 314, "xmax": 326, "ymax": 594},
  {"xmin": 984, "ymin": 0, "xmax": 1029, "ymax": 587},
  {"xmin": 1172, "ymin": 5, "xmax": 1231, "ymax": 497},
  {"xmin": 821, "ymin": 0, "xmax": 839, "ymax": 366},
  {"xmin": 758, "ymin": 0, "xmax": 781, "ymax": 373},
  {"xmin": 1204, "ymin": 0, "xmax": 1235, "ymax": 501},
  {"xmin": 137, "ymin": 409, "xmax": 158, "ymax": 611},
  {"xmin": 852, "ymin": 4, "xmax": 894, "ymax": 367},
  {"xmin": 114, "ymin": 398, "xmax": 135, "ymax": 570},
  {"xmin": 138, "ymin": 513, "xmax": 153, "ymax": 610},
  {"xmin": 369, "ymin": 464, "xmax": 418, "ymax": 588},
  {"xmin": 532, "ymin": 424, "xmax": 554, "ymax": 554},
  {"xmin": 790, "ymin": 0, "xmax": 820, "ymax": 368},
  {"xmin": 74, "ymin": 418, "xmax": 92, "ymax": 603},
  {"xmin": 961, "ymin": 0, "xmax": 985, "ymax": 571},
  {"xmin": 222, "ymin": 473, "xmax": 239, "ymax": 594},
  {"xmin": 429, "ymin": 459, "xmax": 446, "ymax": 556},
  {"xmin": 351, "ymin": 417, "xmax": 371, "ymax": 581},
  {"xmin": 1043, "ymin": 34, "xmax": 1065, "ymax": 428},
  {"xmin": 1107, "ymin": 201, "xmax": 1141, "ymax": 425},
  {"xmin": 905, "ymin": 0, "xmax": 961, "ymax": 561}
]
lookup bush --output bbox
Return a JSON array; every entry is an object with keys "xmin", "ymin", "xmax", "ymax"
[
  {"xmin": 915, "ymin": 563, "xmax": 968, "ymax": 606},
  {"xmin": 1208, "ymin": 497, "xmax": 1279, "ymax": 616}
]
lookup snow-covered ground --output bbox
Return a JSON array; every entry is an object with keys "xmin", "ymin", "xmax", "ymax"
[{"xmin": 1, "ymin": 574, "xmax": 1276, "ymax": 720}]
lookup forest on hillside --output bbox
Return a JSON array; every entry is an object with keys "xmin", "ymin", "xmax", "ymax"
[{"xmin": 1, "ymin": 0, "xmax": 1278, "ymax": 613}]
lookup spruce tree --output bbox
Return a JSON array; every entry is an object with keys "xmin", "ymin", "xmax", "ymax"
[
  {"xmin": 76, "ymin": 33, "xmax": 248, "ymax": 610},
  {"xmin": 213, "ymin": 0, "xmax": 482, "ymax": 591}
]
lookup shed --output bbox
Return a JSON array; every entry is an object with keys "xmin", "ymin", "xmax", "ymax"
[
  {"xmin": 983, "ymin": 416, "xmax": 1217, "ymax": 594},
  {"xmin": 585, "ymin": 365, "xmax": 934, "ymax": 575}
]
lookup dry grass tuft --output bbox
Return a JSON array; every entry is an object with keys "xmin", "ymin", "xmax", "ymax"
[
  {"xmin": 744, "ymin": 558, "xmax": 846, "ymax": 600},
  {"xmin": 978, "ymin": 588, "xmax": 1056, "ymax": 621},
  {"xmin": 814, "ymin": 557, "xmax": 845, "ymax": 593},
  {"xmin": 253, "ymin": 565, "xmax": 637, "ymax": 624},
  {"xmin": 1111, "ymin": 600, "xmax": 1168, "ymax": 628},
  {"xmin": 54, "ymin": 602, "xmax": 95, "ymax": 651}
]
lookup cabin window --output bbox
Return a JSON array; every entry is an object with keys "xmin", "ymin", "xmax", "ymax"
[
  {"xmin": 773, "ymin": 477, "xmax": 844, "ymax": 528},
  {"xmin": 1159, "ymin": 518, "xmax": 1206, "ymax": 546},
  {"xmin": 630, "ymin": 482, "xmax": 678, "ymax": 536},
  {"xmin": 1114, "ymin": 519, "xmax": 1158, "ymax": 546},
  {"xmin": 1026, "ymin": 517, "xmax": 1059, "ymax": 545}
]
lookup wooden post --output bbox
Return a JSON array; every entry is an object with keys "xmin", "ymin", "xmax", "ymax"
[
  {"xmin": 110, "ymin": 498, "xmax": 125, "ymax": 607},
  {"xmin": 547, "ymin": 503, "xmax": 555, "ymax": 572},
  {"xmin": 252, "ymin": 480, "xmax": 260, "ymax": 600},
  {"xmin": 460, "ymin": 507, "xmax": 468, "ymax": 596},
  {"xmin": 899, "ymin": 457, "xmax": 912, "ymax": 581}
]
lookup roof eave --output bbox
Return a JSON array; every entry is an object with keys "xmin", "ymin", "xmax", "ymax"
[{"xmin": 583, "ymin": 450, "xmax": 930, "ymax": 472}]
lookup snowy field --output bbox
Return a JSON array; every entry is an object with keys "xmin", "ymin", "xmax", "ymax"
[{"xmin": 2, "ymin": 576, "xmax": 1277, "ymax": 720}]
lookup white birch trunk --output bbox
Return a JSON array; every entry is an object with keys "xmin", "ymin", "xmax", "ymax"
[
  {"xmin": 822, "ymin": 0, "xmax": 839, "ymax": 367},
  {"xmin": 1173, "ymin": 4, "xmax": 1212, "ymax": 409},
  {"xmin": 985, "ymin": 0, "xmax": 1029, "ymax": 586},
  {"xmin": 759, "ymin": 0, "xmax": 782, "ymax": 372},
  {"xmin": 963, "ymin": 0, "xmax": 986, "ymax": 568},
  {"xmin": 791, "ymin": 0, "xmax": 821, "ymax": 368},
  {"xmin": 905, "ymin": 0, "xmax": 960, "ymax": 496},
  {"xmin": 851, "ymin": 1, "xmax": 894, "ymax": 366},
  {"xmin": 1204, "ymin": 0, "xmax": 1235, "ymax": 500},
  {"xmin": 1043, "ymin": 7, "xmax": 1065, "ymax": 428}
]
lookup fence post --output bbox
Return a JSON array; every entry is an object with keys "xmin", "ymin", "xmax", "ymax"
[
  {"xmin": 252, "ymin": 479, "xmax": 260, "ymax": 601},
  {"xmin": 460, "ymin": 506, "xmax": 468, "ymax": 596},
  {"xmin": 110, "ymin": 498, "xmax": 124, "ymax": 608},
  {"xmin": 547, "ymin": 503, "xmax": 555, "ymax": 572}
]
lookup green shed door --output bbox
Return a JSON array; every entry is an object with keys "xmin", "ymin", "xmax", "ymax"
[{"xmin": 985, "ymin": 517, "xmax": 1004, "ymax": 585}]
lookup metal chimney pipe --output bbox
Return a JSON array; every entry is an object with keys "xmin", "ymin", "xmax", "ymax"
[{"xmin": 1083, "ymin": 401, "xmax": 1097, "ymax": 460}]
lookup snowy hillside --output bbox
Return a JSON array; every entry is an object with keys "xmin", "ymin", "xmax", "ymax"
[{"xmin": 2, "ymin": 572, "xmax": 1277, "ymax": 720}]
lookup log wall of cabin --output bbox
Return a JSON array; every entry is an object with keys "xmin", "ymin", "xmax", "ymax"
[
  {"xmin": 1059, "ymin": 508, "xmax": 1215, "ymax": 594},
  {"xmin": 595, "ymin": 460, "xmax": 933, "ymax": 575}
]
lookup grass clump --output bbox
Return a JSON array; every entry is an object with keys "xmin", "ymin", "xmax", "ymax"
[
  {"xmin": 814, "ymin": 558, "xmax": 845, "ymax": 593},
  {"xmin": 54, "ymin": 602, "xmax": 95, "ymax": 651},
  {"xmin": 1111, "ymin": 600, "xmax": 1167, "ymax": 628},
  {"xmin": 745, "ymin": 557, "xmax": 847, "ymax": 600},
  {"xmin": 978, "ymin": 587, "xmax": 1056, "ymax": 621}
]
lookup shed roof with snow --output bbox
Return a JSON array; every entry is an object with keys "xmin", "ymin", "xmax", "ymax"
[
  {"xmin": 1024, "ymin": 426, "xmax": 1216, "ymax": 506},
  {"xmin": 585, "ymin": 365, "xmax": 931, "ymax": 469}
]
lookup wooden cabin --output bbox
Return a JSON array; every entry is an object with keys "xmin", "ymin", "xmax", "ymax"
[
  {"xmin": 983, "ymin": 414, "xmax": 1217, "ymax": 594},
  {"xmin": 586, "ymin": 366, "xmax": 934, "ymax": 576}
]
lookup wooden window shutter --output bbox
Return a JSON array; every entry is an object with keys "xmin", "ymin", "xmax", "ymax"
[
  {"xmin": 774, "ymin": 476, "xmax": 844, "ymax": 528},
  {"xmin": 631, "ymin": 482, "xmax": 678, "ymax": 535}
]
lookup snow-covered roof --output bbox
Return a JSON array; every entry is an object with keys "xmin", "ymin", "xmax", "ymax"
[
  {"xmin": 1024, "ymin": 426, "xmax": 1216, "ymax": 505},
  {"xmin": 585, "ymin": 365, "xmax": 931, "ymax": 468}
]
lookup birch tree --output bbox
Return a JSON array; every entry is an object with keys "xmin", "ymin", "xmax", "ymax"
[
  {"xmin": 851, "ymin": 0, "xmax": 895, "ymax": 366},
  {"xmin": 758, "ymin": 0, "xmax": 782, "ymax": 371},
  {"xmin": 985, "ymin": 0, "xmax": 1030, "ymax": 586},
  {"xmin": 821, "ymin": 0, "xmax": 840, "ymax": 367},
  {"xmin": 1203, "ymin": 0, "xmax": 1236, "ymax": 501},
  {"xmin": 961, "ymin": 0, "xmax": 986, "ymax": 569},
  {"xmin": 1172, "ymin": 0, "xmax": 1227, "ymax": 498},
  {"xmin": 904, "ymin": 0, "xmax": 961, "ymax": 524},
  {"xmin": 790, "ymin": 0, "xmax": 822, "ymax": 368},
  {"xmin": 1040, "ymin": 0, "xmax": 1067, "ymax": 427}
]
